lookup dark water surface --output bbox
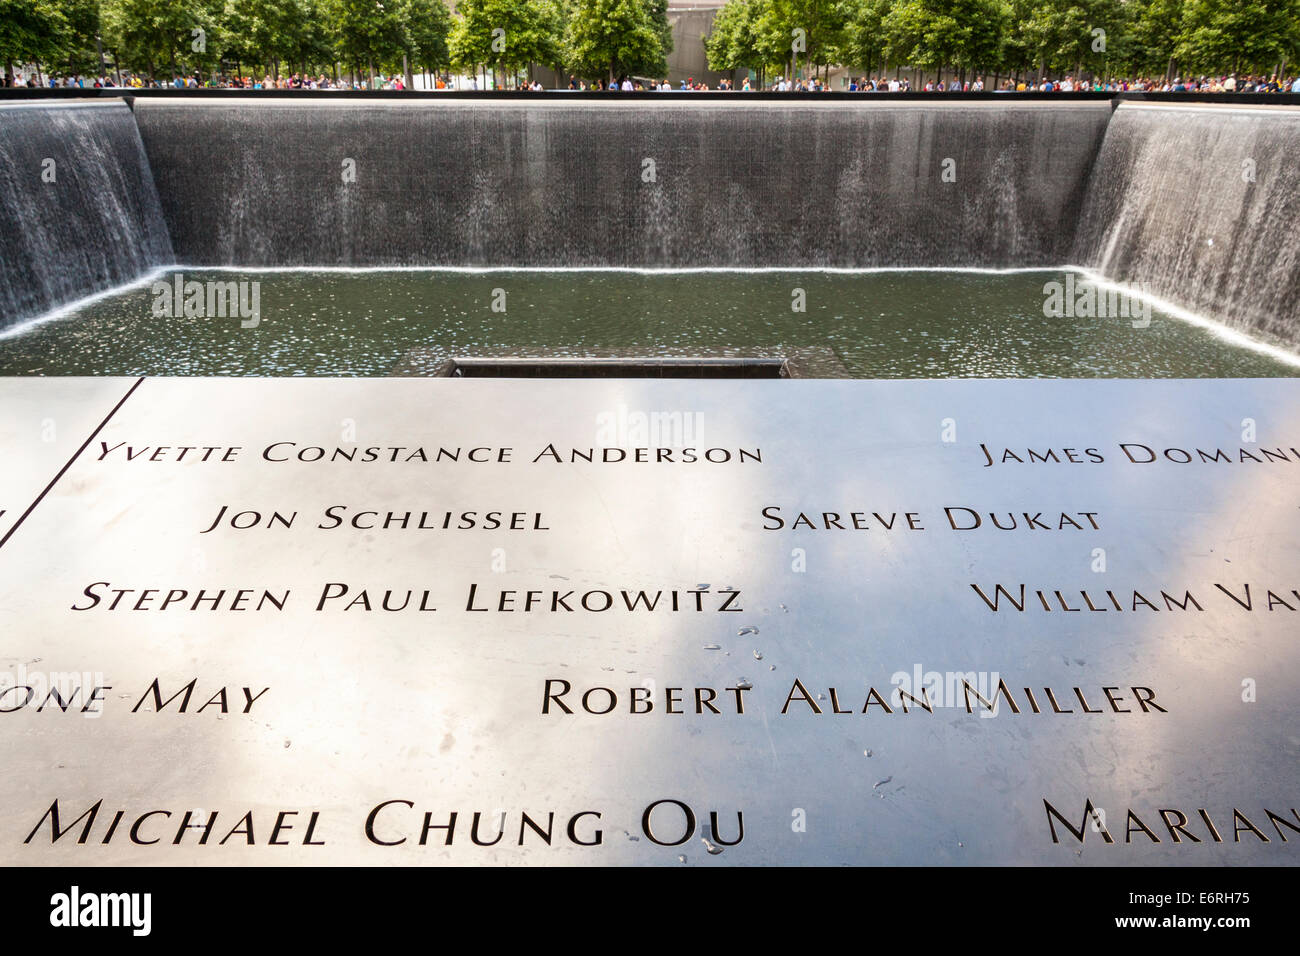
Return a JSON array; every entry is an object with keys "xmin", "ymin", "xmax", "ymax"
[{"xmin": 0, "ymin": 269, "xmax": 1293, "ymax": 378}]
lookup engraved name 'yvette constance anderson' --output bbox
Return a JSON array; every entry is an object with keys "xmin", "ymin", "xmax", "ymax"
[{"xmin": 95, "ymin": 441, "xmax": 762, "ymax": 465}]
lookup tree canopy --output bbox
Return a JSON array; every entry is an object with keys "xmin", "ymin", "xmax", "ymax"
[
  {"xmin": 704, "ymin": 0, "xmax": 1300, "ymax": 80},
  {"xmin": 5, "ymin": 0, "xmax": 1298, "ymax": 85}
]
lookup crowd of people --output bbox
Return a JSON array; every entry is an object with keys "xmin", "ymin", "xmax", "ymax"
[
  {"xmin": 897, "ymin": 74, "xmax": 1300, "ymax": 92},
  {"xmin": 5, "ymin": 72, "xmax": 400, "ymax": 90},
  {"xmin": 8, "ymin": 69, "xmax": 1300, "ymax": 93}
]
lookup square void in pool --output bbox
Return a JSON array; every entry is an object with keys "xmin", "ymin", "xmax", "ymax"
[{"xmin": 439, "ymin": 357, "xmax": 790, "ymax": 378}]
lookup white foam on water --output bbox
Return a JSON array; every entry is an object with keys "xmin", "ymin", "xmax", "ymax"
[
  {"xmin": 0, "ymin": 265, "xmax": 172, "ymax": 341},
  {"xmin": 1074, "ymin": 267, "xmax": 1300, "ymax": 370},
  {"xmin": 173, "ymin": 264, "xmax": 1072, "ymax": 276}
]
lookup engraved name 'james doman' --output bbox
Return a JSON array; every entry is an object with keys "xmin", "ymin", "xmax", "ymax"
[{"xmin": 980, "ymin": 443, "xmax": 1300, "ymax": 467}]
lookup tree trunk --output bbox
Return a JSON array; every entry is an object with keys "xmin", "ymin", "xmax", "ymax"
[{"xmin": 403, "ymin": 52, "xmax": 412, "ymax": 90}]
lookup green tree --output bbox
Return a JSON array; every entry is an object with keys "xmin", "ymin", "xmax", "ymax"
[
  {"xmin": 291, "ymin": 0, "xmax": 337, "ymax": 75},
  {"xmin": 0, "ymin": 0, "xmax": 67, "ymax": 84},
  {"xmin": 636, "ymin": 0, "xmax": 673, "ymax": 75},
  {"xmin": 837, "ymin": 0, "xmax": 892, "ymax": 75},
  {"xmin": 880, "ymin": 0, "xmax": 1009, "ymax": 83},
  {"xmin": 1129, "ymin": 0, "xmax": 1183, "ymax": 76},
  {"xmin": 752, "ymin": 0, "xmax": 845, "ymax": 81},
  {"xmin": 564, "ymin": 0, "xmax": 664, "ymax": 83},
  {"xmin": 327, "ymin": 0, "xmax": 407, "ymax": 84},
  {"xmin": 1175, "ymin": 0, "xmax": 1300, "ymax": 75},
  {"xmin": 226, "ymin": 0, "xmax": 313, "ymax": 78},
  {"xmin": 0, "ymin": 1, "xmax": 67, "ymax": 83},
  {"xmin": 405, "ymin": 0, "xmax": 453, "ymax": 77},
  {"xmin": 1019, "ymin": 0, "xmax": 1127, "ymax": 79},
  {"xmin": 450, "ymin": 0, "xmax": 561, "ymax": 86},
  {"xmin": 705, "ymin": 0, "xmax": 768, "ymax": 79},
  {"xmin": 102, "ymin": 0, "xmax": 218, "ymax": 79},
  {"xmin": 58, "ymin": 0, "xmax": 107, "ymax": 76}
]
